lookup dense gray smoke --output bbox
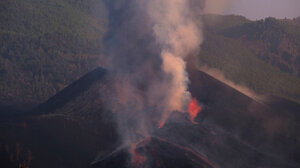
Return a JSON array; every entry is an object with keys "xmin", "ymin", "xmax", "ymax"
[{"xmin": 103, "ymin": 0, "xmax": 204, "ymax": 146}]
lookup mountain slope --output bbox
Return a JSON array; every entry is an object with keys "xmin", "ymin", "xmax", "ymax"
[
  {"xmin": 0, "ymin": 0, "xmax": 108, "ymax": 106},
  {"xmin": 1, "ymin": 5, "xmax": 300, "ymax": 109},
  {"xmin": 1, "ymin": 67, "xmax": 300, "ymax": 168},
  {"xmin": 199, "ymin": 15, "xmax": 300, "ymax": 103},
  {"xmin": 223, "ymin": 17, "xmax": 300, "ymax": 76},
  {"xmin": 0, "ymin": 67, "xmax": 118, "ymax": 168}
]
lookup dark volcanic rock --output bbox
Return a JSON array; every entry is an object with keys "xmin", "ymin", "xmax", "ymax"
[
  {"xmin": 0, "ymin": 67, "xmax": 119, "ymax": 168},
  {"xmin": 1, "ymin": 67, "xmax": 300, "ymax": 168},
  {"xmin": 187, "ymin": 67, "xmax": 300, "ymax": 167},
  {"xmin": 34, "ymin": 67, "xmax": 108, "ymax": 115},
  {"xmin": 92, "ymin": 137, "xmax": 216, "ymax": 168}
]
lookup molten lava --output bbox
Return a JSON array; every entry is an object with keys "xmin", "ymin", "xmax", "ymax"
[
  {"xmin": 158, "ymin": 120, "xmax": 166, "ymax": 129},
  {"xmin": 188, "ymin": 98, "xmax": 202, "ymax": 123}
]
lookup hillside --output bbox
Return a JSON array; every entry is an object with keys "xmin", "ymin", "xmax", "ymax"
[
  {"xmin": 223, "ymin": 17, "xmax": 300, "ymax": 76},
  {"xmin": 199, "ymin": 14, "xmax": 300, "ymax": 103},
  {"xmin": 0, "ymin": 1, "xmax": 300, "ymax": 108},
  {"xmin": 0, "ymin": 0, "xmax": 107, "ymax": 107}
]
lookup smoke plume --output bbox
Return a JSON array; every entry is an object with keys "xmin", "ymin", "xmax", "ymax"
[
  {"xmin": 103, "ymin": 0, "xmax": 204, "ymax": 146},
  {"xmin": 146, "ymin": 0, "xmax": 202, "ymax": 125}
]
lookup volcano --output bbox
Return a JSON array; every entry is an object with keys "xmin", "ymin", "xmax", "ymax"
[{"xmin": 1, "ymin": 67, "xmax": 300, "ymax": 168}]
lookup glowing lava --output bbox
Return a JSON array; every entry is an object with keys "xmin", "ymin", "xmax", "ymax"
[
  {"xmin": 188, "ymin": 98, "xmax": 202, "ymax": 123},
  {"xmin": 158, "ymin": 120, "xmax": 166, "ymax": 129}
]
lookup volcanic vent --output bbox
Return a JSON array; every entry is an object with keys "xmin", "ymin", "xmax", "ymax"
[
  {"xmin": 102, "ymin": 0, "xmax": 205, "ymax": 155},
  {"xmin": 91, "ymin": 137, "xmax": 216, "ymax": 168}
]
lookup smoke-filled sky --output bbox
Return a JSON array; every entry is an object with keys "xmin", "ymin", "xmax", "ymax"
[{"xmin": 205, "ymin": 0, "xmax": 300, "ymax": 20}]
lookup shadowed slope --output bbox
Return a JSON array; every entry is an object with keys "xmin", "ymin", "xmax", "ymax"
[
  {"xmin": 34, "ymin": 67, "xmax": 107, "ymax": 114},
  {"xmin": 1, "ymin": 67, "xmax": 300, "ymax": 168}
]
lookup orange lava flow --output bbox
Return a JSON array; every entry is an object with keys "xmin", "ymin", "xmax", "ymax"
[
  {"xmin": 188, "ymin": 98, "xmax": 202, "ymax": 123},
  {"xmin": 158, "ymin": 120, "xmax": 166, "ymax": 129}
]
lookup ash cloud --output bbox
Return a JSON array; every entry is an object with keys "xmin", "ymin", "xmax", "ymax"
[{"xmin": 102, "ymin": 0, "xmax": 205, "ymax": 145}]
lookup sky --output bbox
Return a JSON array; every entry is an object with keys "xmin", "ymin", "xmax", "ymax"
[{"xmin": 206, "ymin": 0, "xmax": 300, "ymax": 20}]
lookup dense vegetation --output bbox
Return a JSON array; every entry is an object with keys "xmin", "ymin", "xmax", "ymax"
[
  {"xmin": 199, "ymin": 15, "xmax": 300, "ymax": 103},
  {"xmin": 0, "ymin": 0, "xmax": 107, "ymax": 106},
  {"xmin": 222, "ymin": 17, "xmax": 300, "ymax": 77},
  {"xmin": 0, "ymin": 1, "xmax": 299, "ymax": 107}
]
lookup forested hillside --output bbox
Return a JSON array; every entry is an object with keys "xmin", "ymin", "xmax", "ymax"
[
  {"xmin": 0, "ymin": 1, "xmax": 299, "ymax": 108},
  {"xmin": 223, "ymin": 17, "xmax": 300, "ymax": 77},
  {"xmin": 0, "ymin": 0, "xmax": 107, "ymax": 107},
  {"xmin": 199, "ymin": 15, "xmax": 300, "ymax": 103}
]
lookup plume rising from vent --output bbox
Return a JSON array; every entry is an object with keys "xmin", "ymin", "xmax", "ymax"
[
  {"xmin": 146, "ymin": 0, "xmax": 202, "ymax": 125},
  {"xmin": 103, "ymin": 0, "xmax": 204, "ymax": 149}
]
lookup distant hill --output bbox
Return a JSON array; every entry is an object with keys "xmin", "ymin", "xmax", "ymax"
[
  {"xmin": 294, "ymin": 17, "xmax": 300, "ymax": 24},
  {"xmin": 223, "ymin": 17, "xmax": 300, "ymax": 76},
  {"xmin": 199, "ymin": 14, "xmax": 300, "ymax": 103}
]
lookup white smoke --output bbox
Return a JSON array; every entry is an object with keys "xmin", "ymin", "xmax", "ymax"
[
  {"xmin": 145, "ymin": 0, "xmax": 203, "ymax": 122},
  {"xmin": 103, "ymin": 0, "xmax": 204, "ymax": 145}
]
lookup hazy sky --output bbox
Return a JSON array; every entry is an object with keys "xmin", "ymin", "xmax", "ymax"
[{"xmin": 222, "ymin": 0, "xmax": 300, "ymax": 20}]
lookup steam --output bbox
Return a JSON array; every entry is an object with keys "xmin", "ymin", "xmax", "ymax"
[{"xmin": 103, "ymin": 0, "xmax": 203, "ymax": 147}]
